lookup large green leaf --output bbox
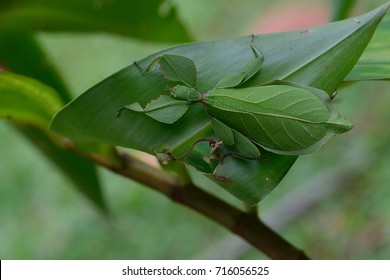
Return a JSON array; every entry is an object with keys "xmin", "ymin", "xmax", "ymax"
[
  {"xmin": 346, "ymin": 10, "xmax": 390, "ymax": 80},
  {"xmin": 0, "ymin": 71, "xmax": 62, "ymax": 128},
  {"xmin": 0, "ymin": 0, "xmax": 190, "ymax": 43},
  {"xmin": 0, "ymin": 71, "xmax": 107, "ymax": 211},
  {"xmin": 51, "ymin": 4, "xmax": 388, "ymax": 205}
]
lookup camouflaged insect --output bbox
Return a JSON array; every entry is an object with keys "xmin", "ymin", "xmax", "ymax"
[{"xmin": 118, "ymin": 37, "xmax": 352, "ymax": 158}]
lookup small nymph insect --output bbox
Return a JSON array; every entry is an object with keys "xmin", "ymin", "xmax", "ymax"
[{"xmin": 117, "ymin": 36, "xmax": 352, "ymax": 159}]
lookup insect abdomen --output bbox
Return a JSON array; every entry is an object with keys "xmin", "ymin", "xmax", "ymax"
[{"xmin": 204, "ymin": 85, "xmax": 331, "ymax": 153}]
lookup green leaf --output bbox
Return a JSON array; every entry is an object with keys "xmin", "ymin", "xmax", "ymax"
[
  {"xmin": 0, "ymin": 71, "xmax": 62, "ymax": 128},
  {"xmin": 212, "ymin": 152, "xmax": 295, "ymax": 205},
  {"xmin": 0, "ymin": 71, "xmax": 107, "ymax": 211},
  {"xmin": 0, "ymin": 32, "xmax": 72, "ymax": 103},
  {"xmin": 0, "ymin": 0, "xmax": 190, "ymax": 43},
  {"xmin": 50, "ymin": 4, "xmax": 388, "ymax": 205},
  {"xmin": 330, "ymin": 0, "xmax": 357, "ymax": 21},
  {"xmin": 346, "ymin": 11, "xmax": 390, "ymax": 81}
]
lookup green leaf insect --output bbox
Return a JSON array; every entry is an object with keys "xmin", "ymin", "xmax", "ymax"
[
  {"xmin": 118, "ymin": 36, "xmax": 352, "ymax": 157},
  {"xmin": 203, "ymin": 83, "xmax": 352, "ymax": 156}
]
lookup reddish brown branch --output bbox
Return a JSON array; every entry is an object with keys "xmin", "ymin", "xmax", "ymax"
[{"xmin": 100, "ymin": 152, "xmax": 309, "ymax": 260}]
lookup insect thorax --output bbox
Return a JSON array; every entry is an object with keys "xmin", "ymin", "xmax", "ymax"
[{"xmin": 171, "ymin": 85, "xmax": 202, "ymax": 102}]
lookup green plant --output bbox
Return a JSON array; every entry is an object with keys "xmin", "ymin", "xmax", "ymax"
[{"xmin": 1, "ymin": 0, "xmax": 389, "ymax": 259}]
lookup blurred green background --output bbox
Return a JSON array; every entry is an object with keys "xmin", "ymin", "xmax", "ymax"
[{"xmin": 1, "ymin": 0, "xmax": 390, "ymax": 259}]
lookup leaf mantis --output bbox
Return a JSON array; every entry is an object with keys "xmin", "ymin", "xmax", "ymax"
[{"xmin": 117, "ymin": 36, "xmax": 352, "ymax": 159}]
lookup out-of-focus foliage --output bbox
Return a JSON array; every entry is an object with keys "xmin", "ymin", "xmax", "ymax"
[
  {"xmin": 0, "ymin": 72, "xmax": 62, "ymax": 128},
  {"xmin": 0, "ymin": 0, "xmax": 190, "ymax": 42},
  {"xmin": 0, "ymin": 71, "xmax": 108, "ymax": 211},
  {"xmin": 330, "ymin": 0, "xmax": 357, "ymax": 21},
  {"xmin": 346, "ymin": 13, "xmax": 390, "ymax": 81},
  {"xmin": 0, "ymin": 0, "xmax": 191, "ymax": 212}
]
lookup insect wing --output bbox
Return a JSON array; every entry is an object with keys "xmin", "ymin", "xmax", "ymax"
[
  {"xmin": 269, "ymin": 80, "xmax": 353, "ymax": 134},
  {"xmin": 205, "ymin": 85, "xmax": 332, "ymax": 154}
]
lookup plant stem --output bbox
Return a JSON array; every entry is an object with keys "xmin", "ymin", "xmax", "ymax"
[{"xmin": 99, "ymin": 152, "xmax": 309, "ymax": 260}]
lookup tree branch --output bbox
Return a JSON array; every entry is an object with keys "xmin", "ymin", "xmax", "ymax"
[{"xmin": 97, "ymin": 152, "xmax": 309, "ymax": 260}]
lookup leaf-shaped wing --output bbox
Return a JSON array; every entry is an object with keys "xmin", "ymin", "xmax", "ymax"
[{"xmin": 205, "ymin": 85, "xmax": 350, "ymax": 155}]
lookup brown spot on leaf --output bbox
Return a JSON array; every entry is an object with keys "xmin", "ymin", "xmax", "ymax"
[{"xmin": 214, "ymin": 174, "xmax": 231, "ymax": 182}]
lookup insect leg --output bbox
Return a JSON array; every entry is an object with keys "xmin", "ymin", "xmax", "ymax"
[
  {"xmin": 250, "ymin": 34, "xmax": 263, "ymax": 59},
  {"xmin": 215, "ymin": 36, "xmax": 264, "ymax": 88},
  {"xmin": 210, "ymin": 117, "xmax": 261, "ymax": 159},
  {"xmin": 160, "ymin": 138, "xmax": 216, "ymax": 161},
  {"xmin": 133, "ymin": 61, "xmax": 145, "ymax": 74}
]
